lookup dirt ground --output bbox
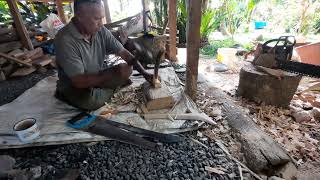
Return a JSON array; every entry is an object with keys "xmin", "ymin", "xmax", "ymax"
[{"xmin": 190, "ymin": 51, "xmax": 320, "ymax": 179}]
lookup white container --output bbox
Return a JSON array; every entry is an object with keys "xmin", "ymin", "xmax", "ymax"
[
  {"xmin": 217, "ymin": 48, "xmax": 237, "ymax": 63},
  {"xmin": 13, "ymin": 118, "xmax": 40, "ymax": 143},
  {"xmin": 217, "ymin": 48, "xmax": 238, "ymax": 71}
]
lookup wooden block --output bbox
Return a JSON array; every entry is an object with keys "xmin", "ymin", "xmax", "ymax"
[
  {"xmin": 143, "ymin": 80, "xmax": 175, "ymax": 110},
  {"xmin": 32, "ymin": 55, "xmax": 52, "ymax": 67},
  {"xmin": 11, "ymin": 66, "xmax": 36, "ymax": 77}
]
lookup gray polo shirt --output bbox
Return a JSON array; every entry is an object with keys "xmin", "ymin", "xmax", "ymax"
[{"xmin": 54, "ymin": 21, "xmax": 124, "ymax": 91}]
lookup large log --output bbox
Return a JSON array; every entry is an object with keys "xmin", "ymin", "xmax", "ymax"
[
  {"xmin": 201, "ymin": 80, "xmax": 296, "ymax": 175},
  {"xmin": 237, "ymin": 64, "xmax": 302, "ymax": 107}
]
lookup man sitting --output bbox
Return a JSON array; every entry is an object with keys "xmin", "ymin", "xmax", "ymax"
[{"xmin": 54, "ymin": 0, "xmax": 152, "ymax": 110}]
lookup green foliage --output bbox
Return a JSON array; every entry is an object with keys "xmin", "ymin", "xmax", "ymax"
[
  {"xmin": 200, "ymin": 9, "xmax": 224, "ymax": 41},
  {"xmin": 314, "ymin": 15, "xmax": 320, "ymax": 34},
  {"xmin": 177, "ymin": 0, "xmax": 187, "ymax": 44},
  {"xmin": 0, "ymin": 1, "xmax": 11, "ymax": 24},
  {"xmin": 151, "ymin": 0, "xmax": 168, "ymax": 28},
  {"xmin": 200, "ymin": 38, "xmax": 237, "ymax": 57},
  {"xmin": 18, "ymin": 2, "xmax": 52, "ymax": 25},
  {"xmin": 242, "ymin": 42, "xmax": 255, "ymax": 51},
  {"xmin": 222, "ymin": 0, "xmax": 247, "ymax": 36}
]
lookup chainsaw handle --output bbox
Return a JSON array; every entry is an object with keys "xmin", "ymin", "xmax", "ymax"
[{"xmin": 262, "ymin": 36, "xmax": 296, "ymax": 48}]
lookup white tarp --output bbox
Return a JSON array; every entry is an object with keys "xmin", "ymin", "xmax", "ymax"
[{"xmin": 0, "ymin": 67, "xmax": 209, "ymax": 149}]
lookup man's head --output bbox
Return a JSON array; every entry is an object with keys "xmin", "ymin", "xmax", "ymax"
[{"xmin": 73, "ymin": 0, "xmax": 105, "ymax": 35}]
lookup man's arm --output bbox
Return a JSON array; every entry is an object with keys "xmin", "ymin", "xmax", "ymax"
[
  {"xmin": 117, "ymin": 49, "xmax": 153, "ymax": 83},
  {"xmin": 70, "ymin": 64, "xmax": 132, "ymax": 89}
]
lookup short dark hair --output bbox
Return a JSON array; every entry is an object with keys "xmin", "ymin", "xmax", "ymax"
[{"xmin": 74, "ymin": 0, "xmax": 102, "ymax": 13}]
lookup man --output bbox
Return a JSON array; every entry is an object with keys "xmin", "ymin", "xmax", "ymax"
[{"xmin": 54, "ymin": 0, "xmax": 153, "ymax": 110}]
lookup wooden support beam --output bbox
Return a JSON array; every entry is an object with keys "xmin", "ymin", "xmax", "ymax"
[
  {"xmin": 6, "ymin": 0, "xmax": 34, "ymax": 50},
  {"xmin": 56, "ymin": 0, "xmax": 66, "ymax": 24},
  {"xmin": 185, "ymin": 0, "xmax": 201, "ymax": 101},
  {"xmin": 141, "ymin": 0, "xmax": 147, "ymax": 33},
  {"xmin": 168, "ymin": 0, "xmax": 178, "ymax": 62},
  {"xmin": 103, "ymin": 0, "xmax": 111, "ymax": 23}
]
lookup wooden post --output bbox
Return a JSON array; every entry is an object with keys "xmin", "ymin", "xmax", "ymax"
[
  {"xmin": 168, "ymin": 0, "xmax": 178, "ymax": 62},
  {"xmin": 141, "ymin": 0, "xmax": 147, "ymax": 33},
  {"xmin": 56, "ymin": 0, "xmax": 66, "ymax": 24},
  {"xmin": 6, "ymin": 0, "xmax": 34, "ymax": 50},
  {"xmin": 185, "ymin": 0, "xmax": 201, "ymax": 101},
  {"xmin": 103, "ymin": 0, "xmax": 112, "ymax": 23}
]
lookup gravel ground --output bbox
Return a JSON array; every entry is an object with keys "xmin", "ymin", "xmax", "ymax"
[
  {"xmin": 0, "ymin": 70, "xmax": 243, "ymax": 180},
  {"xmin": 1, "ymin": 136, "xmax": 241, "ymax": 180},
  {"xmin": 0, "ymin": 69, "xmax": 56, "ymax": 106}
]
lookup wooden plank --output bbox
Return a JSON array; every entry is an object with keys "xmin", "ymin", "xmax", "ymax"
[
  {"xmin": 168, "ymin": 0, "xmax": 178, "ymax": 62},
  {"xmin": 18, "ymin": 47, "xmax": 43, "ymax": 60},
  {"xmin": 7, "ymin": 49, "xmax": 24, "ymax": 57},
  {"xmin": 0, "ymin": 41, "xmax": 22, "ymax": 53},
  {"xmin": 32, "ymin": 55, "xmax": 52, "ymax": 67},
  {"xmin": 103, "ymin": 0, "xmax": 111, "ymax": 23},
  {"xmin": 0, "ymin": 52, "xmax": 32, "ymax": 67},
  {"xmin": 0, "ymin": 33, "xmax": 18, "ymax": 43},
  {"xmin": 6, "ymin": 0, "xmax": 34, "ymax": 50},
  {"xmin": 143, "ymin": 81, "xmax": 175, "ymax": 110},
  {"xmin": 10, "ymin": 66, "xmax": 36, "ymax": 77},
  {"xmin": 185, "ymin": 0, "xmax": 201, "ymax": 101},
  {"xmin": 56, "ymin": 0, "xmax": 66, "ymax": 24},
  {"xmin": 0, "ymin": 27, "xmax": 14, "ymax": 35}
]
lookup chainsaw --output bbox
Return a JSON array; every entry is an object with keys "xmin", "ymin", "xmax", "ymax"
[{"xmin": 260, "ymin": 36, "xmax": 320, "ymax": 78}]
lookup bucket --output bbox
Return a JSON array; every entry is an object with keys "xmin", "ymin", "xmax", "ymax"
[
  {"xmin": 13, "ymin": 118, "xmax": 40, "ymax": 143},
  {"xmin": 217, "ymin": 48, "xmax": 237, "ymax": 63}
]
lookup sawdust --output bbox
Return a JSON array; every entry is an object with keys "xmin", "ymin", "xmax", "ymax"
[
  {"xmin": 234, "ymin": 78, "xmax": 320, "ymax": 165},
  {"xmin": 110, "ymin": 85, "xmax": 144, "ymax": 105},
  {"xmin": 196, "ymin": 88, "xmax": 245, "ymax": 163}
]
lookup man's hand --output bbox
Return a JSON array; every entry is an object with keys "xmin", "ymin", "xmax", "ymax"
[{"xmin": 142, "ymin": 71, "xmax": 153, "ymax": 84}]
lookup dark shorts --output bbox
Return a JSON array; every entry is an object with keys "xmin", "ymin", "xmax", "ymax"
[{"xmin": 56, "ymin": 87, "xmax": 115, "ymax": 111}]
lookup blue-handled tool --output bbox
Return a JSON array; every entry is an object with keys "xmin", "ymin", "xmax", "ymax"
[{"xmin": 67, "ymin": 112, "xmax": 159, "ymax": 150}]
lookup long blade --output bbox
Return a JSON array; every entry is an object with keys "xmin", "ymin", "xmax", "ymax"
[
  {"xmin": 100, "ymin": 118, "xmax": 184, "ymax": 143},
  {"xmin": 277, "ymin": 60, "xmax": 320, "ymax": 78},
  {"xmin": 88, "ymin": 119, "xmax": 158, "ymax": 151}
]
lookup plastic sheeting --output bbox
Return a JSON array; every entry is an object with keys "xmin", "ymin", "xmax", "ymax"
[{"xmin": 0, "ymin": 67, "xmax": 209, "ymax": 149}]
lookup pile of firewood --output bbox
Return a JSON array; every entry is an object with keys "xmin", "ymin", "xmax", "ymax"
[
  {"xmin": 0, "ymin": 25, "xmax": 55, "ymax": 81},
  {"xmin": 0, "ymin": 47, "xmax": 55, "ymax": 81}
]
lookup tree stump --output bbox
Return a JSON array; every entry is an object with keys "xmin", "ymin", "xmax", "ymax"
[{"xmin": 237, "ymin": 64, "xmax": 302, "ymax": 107}]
